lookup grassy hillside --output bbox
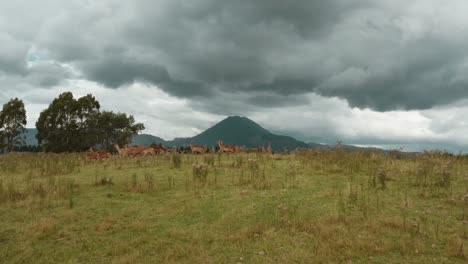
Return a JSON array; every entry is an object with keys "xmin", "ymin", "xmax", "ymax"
[
  {"xmin": 172, "ymin": 116, "xmax": 309, "ymax": 151},
  {"xmin": 0, "ymin": 150, "xmax": 466, "ymax": 263}
]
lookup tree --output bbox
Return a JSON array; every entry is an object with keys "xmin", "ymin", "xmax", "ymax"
[
  {"xmin": 90, "ymin": 111, "xmax": 145, "ymax": 150},
  {"xmin": 0, "ymin": 131, "xmax": 6, "ymax": 153},
  {"xmin": 0, "ymin": 98, "xmax": 27, "ymax": 152},
  {"xmin": 76, "ymin": 94, "xmax": 101, "ymax": 149},
  {"xmin": 36, "ymin": 92, "xmax": 99, "ymax": 152},
  {"xmin": 36, "ymin": 92, "xmax": 145, "ymax": 152}
]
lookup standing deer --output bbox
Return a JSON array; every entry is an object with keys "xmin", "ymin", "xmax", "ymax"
[
  {"xmin": 190, "ymin": 144, "xmax": 206, "ymax": 154},
  {"xmin": 217, "ymin": 140, "xmax": 236, "ymax": 153},
  {"xmin": 114, "ymin": 144, "xmax": 131, "ymax": 157}
]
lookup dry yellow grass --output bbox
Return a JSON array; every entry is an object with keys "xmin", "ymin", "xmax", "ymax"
[{"xmin": 0, "ymin": 149, "xmax": 467, "ymax": 263}]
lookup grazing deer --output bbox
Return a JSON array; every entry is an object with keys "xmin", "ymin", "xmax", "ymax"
[
  {"xmin": 128, "ymin": 145, "xmax": 155, "ymax": 157},
  {"xmin": 217, "ymin": 140, "xmax": 236, "ymax": 153},
  {"xmin": 114, "ymin": 144, "xmax": 131, "ymax": 157},
  {"xmin": 141, "ymin": 147, "xmax": 156, "ymax": 156},
  {"xmin": 87, "ymin": 148, "xmax": 110, "ymax": 160},
  {"xmin": 190, "ymin": 144, "xmax": 206, "ymax": 154},
  {"xmin": 87, "ymin": 148, "xmax": 99, "ymax": 160},
  {"xmin": 152, "ymin": 145, "xmax": 169, "ymax": 155},
  {"xmin": 98, "ymin": 150, "xmax": 110, "ymax": 159}
]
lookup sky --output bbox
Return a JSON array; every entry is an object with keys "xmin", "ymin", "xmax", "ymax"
[{"xmin": 1, "ymin": 0, "xmax": 468, "ymax": 152}]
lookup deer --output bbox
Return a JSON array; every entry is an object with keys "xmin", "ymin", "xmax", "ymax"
[
  {"xmin": 190, "ymin": 144, "xmax": 206, "ymax": 154},
  {"xmin": 128, "ymin": 145, "xmax": 155, "ymax": 157},
  {"xmin": 114, "ymin": 144, "xmax": 131, "ymax": 157},
  {"xmin": 152, "ymin": 145, "xmax": 169, "ymax": 155},
  {"xmin": 87, "ymin": 148, "xmax": 110, "ymax": 160},
  {"xmin": 217, "ymin": 140, "xmax": 236, "ymax": 153}
]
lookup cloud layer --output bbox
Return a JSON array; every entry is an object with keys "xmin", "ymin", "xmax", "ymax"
[{"xmin": 1, "ymin": 0, "xmax": 468, "ymax": 151}]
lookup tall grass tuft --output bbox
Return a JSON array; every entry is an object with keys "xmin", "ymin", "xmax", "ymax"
[
  {"xmin": 171, "ymin": 154, "xmax": 182, "ymax": 169},
  {"xmin": 192, "ymin": 163, "xmax": 209, "ymax": 186},
  {"xmin": 144, "ymin": 172, "xmax": 155, "ymax": 191}
]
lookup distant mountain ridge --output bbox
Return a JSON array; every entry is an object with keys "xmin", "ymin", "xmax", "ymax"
[
  {"xmin": 17, "ymin": 116, "xmax": 382, "ymax": 152},
  {"xmin": 17, "ymin": 129, "xmax": 168, "ymax": 147},
  {"xmin": 21, "ymin": 128, "xmax": 39, "ymax": 146},
  {"xmin": 132, "ymin": 134, "xmax": 167, "ymax": 146}
]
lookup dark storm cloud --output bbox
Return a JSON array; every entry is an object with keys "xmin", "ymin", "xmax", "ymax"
[
  {"xmin": 0, "ymin": 60, "xmax": 71, "ymax": 89},
  {"xmin": 25, "ymin": 62, "xmax": 72, "ymax": 87},
  {"xmin": 32, "ymin": 0, "xmax": 372, "ymax": 102},
  {"xmin": 83, "ymin": 59, "xmax": 171, "ymax": 88},
  {"xmin": 316, "ymin": 35, "xmax": 468, "ymax": 111},
  {"xmin": 3, "ymin": 0, "xmax": 468, "ymax": 111},
  {"xmin": 81, "ymin": 58, "xmax": 212, "ymax": 97}
]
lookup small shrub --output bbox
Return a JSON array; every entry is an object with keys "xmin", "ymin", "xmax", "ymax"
[
  {"xmin": 192, "ymin": 164, "xmax": 209, "ymax": 186},
  {"xmin": 203, "ymin": 155, "xmax": 215, "ymax": 166},
  {"xmin": 376, "ymin": 165, "xmax": 387, "ymax": 190},
  {"xmin": 99, "ymin": 177, "xmax": 114, "ymax": 186},
  {"xmin": 435, "ymin": 162, "xmax": 452, "ymax": 187},
  {"xmin": 171, "ymin": 154, "xmax": 182, "ymax": 169}
]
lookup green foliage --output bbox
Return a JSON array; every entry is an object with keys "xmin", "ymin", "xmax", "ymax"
[
  {"xmin": 0, "ymin": 98, "xmax": 27, "ymax": 152},
  {"xmin": 90, "ymin": 111, "xmax": 145, "ymax": 150},
  {"xmin": 35, "ymin": 92, "xmax": 144, "ymax": 152},
  {"xmin": 36, "ymin": 92, "xmax": 99, "ymax": 152}
]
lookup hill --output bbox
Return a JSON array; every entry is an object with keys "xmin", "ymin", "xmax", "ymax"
[
  {"xmin": 132, "ymin": 134, "xmax": 167, "ymax": 146},
  {"xmin": 169, "ymin": 116, "xmax": 309, "ymax": 151},
  {"xmin": 14, "ymin": 128, "xmax": 38, "ymax": 146}
]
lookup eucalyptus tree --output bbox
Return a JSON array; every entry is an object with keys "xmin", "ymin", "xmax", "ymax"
[
  {"xmin": 0, "ymin": 98, "xmax": 27, "ymax": 152},
  {"xmin": 36, "ymin": 92, "xmax": 144, "ymax": 152}
]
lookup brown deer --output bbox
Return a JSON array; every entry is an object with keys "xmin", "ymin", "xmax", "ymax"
[
  {"xmin": 217, "ymin": 140, "xmax": 236, "ymax": 153},
  {"xmin": 152, "ymin": 145, "xmax": 169, "ymax": 154},
  {"xmin": 87, "ymin": 148, "xmax": 110, "ymax": 160},
  {"xmin": 128, "ymin": 145, "xmax": 155, "ymax": 157},
  {"xmin": 114, "ymin": 144, "xmax": 131, "ymax": 157},
  {"xmin": 190, "ymin": 144, "xmax": 206, "ymax": 154}
]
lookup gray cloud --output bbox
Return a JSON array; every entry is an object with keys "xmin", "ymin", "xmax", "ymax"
[
  {"xmin": 0, "ymin": 33, "xmax": 28, "ymax": 75},
  {"xmin": 82, "ymin": 59, "xmax": 171, "ymax": 88},
  {"xmin": 26, "ymin": 62, "xmax": 72, "ymax": 87},
  {"xmin": 81, "ymin": 58, "xmax": 212, "ymax": 97},
  {"xmin": 7, "ymin": 0, "xmax": 464, "ymax": 112},
  {"xmin": 2, "ymin": 0, "xmax": 468, "ymax": 152}
]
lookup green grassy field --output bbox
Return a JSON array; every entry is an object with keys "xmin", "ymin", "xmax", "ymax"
[{"xmin": 0, "ymin": 150, "xmax": 467, "ymax": 263}]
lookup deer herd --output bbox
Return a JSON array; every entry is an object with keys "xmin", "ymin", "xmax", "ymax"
[{"xmin": 86, "ymin": 140, "xmax": 272, "ymax": 160}]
